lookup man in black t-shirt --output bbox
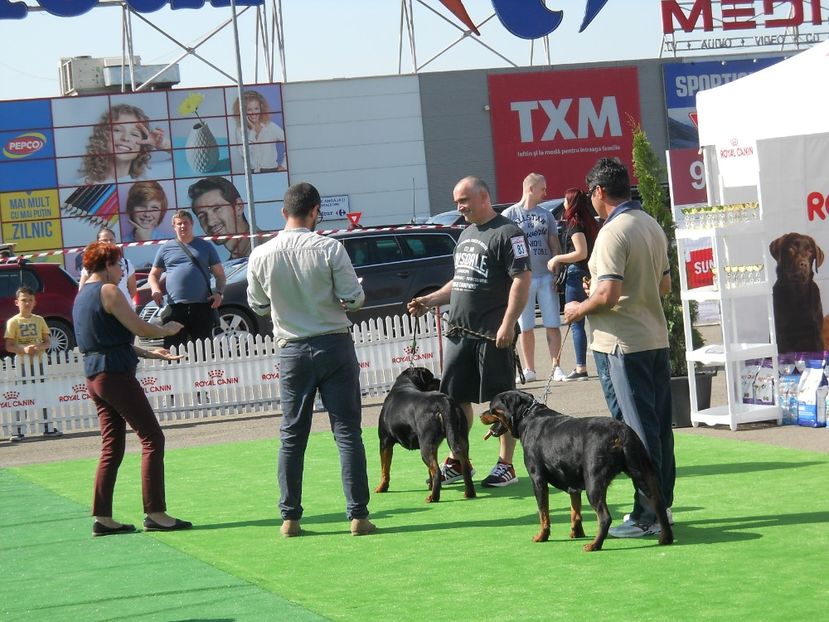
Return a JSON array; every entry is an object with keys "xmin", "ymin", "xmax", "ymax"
[{"xmin": 408, "ymin": 176, "xmax": 531, "ymax": 488}]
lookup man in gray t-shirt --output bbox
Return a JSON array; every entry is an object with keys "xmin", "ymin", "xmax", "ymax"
[
  {"xmin": 408, "ymin": 176, "xmax": 531, "ymax": 489},
  {"xmin": 501, "ymin": 173, "xmax": 564, "ymax": 384}
]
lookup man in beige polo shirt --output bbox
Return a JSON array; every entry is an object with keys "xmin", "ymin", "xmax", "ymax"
[{"xmin": 562, "ymin": 157, "xmax": 675, "ymax": 538}]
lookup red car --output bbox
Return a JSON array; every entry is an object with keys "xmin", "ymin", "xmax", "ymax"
[{"xmin": 0, "ymin": 256, "xmax": 79, "ymax": 356}]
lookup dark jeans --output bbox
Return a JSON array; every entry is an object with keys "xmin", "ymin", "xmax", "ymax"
[
  {"xmin": 163, "ymin": 302, "xmax": 216, "ymax": 349},
  {"xmin": 594, "ymin": 347, "xmax": 675, "ymax": 523},
  {"xmin": 277, "ymin": 333, "xmax": 370, "ymax": 521},
  {"xmin": 564, "ymin": 265, "xmax": 589, "ymax": 367},
  {"xmin": 86, "ymin": 371, "xmax": 166, "ymax": 516}
]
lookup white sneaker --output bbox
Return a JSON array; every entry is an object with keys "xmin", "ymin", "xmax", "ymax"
[
  {"xmin": 609, "ymin": 518, "xmax": 661, "ymax": 538},
  {"xmin": 516, "ymin": 368, "xmax": 537, "ymax": 383},
  {"xmin": 552, "ymin": 366, "xmax": 566, "ymax": 382},
  {"xmin": 623, "ymin": 508, "xmax": 674, "ymax": 525}
]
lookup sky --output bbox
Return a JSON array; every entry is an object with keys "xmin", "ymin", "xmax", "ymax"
[{"xmin": 0, "ymin": 0, "xmax": 667, "ymax": 100}]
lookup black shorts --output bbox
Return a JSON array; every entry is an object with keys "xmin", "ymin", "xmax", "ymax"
[
  {"xmin": 439, "ymin": 335, "xmax": 516, "ymax": 405},
  {"xmin": 164, "ymin": 302, "xmax": 216, "ymax": 349}
]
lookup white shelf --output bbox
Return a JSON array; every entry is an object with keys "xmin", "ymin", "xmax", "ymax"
[
  {"xmin": 674, "ymin": 202, "xmax": 780, "ymax": 431},
  {"xmin": 687, "ymin": 343, "xmax": 776, "ymax": 366},
  {"xmin": 691, "ymin": 404, "xmax": 782, "ymax": 431},
  {"xmin": 675, "ymin": 219, "xmax": 764, "ymax": 240},
  {"xmin": 681, "ymin": 282, "xmax": 770, "ymax": 302}
]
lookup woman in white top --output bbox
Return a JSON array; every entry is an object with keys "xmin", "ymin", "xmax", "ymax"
[
  {"xmin": 78, "ymin": 226, "xmax": 137, "ymax": 309},
  {"xmin": 232, "ymin": 90, "xmax": 286, "ymax": 173}
]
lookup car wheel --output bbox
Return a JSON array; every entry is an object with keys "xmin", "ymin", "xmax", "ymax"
[
  {"xmin": 46, "ymin": 319, "xmax": 76, "ymax": 353},
  {"xmin": 213, "ymin": 307, "xmax": 257, "ymax": 340}
]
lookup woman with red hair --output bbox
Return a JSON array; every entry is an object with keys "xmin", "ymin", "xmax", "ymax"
[
  {"xmin": 73, "ymin": 241, "xmax": 191, "ymax": 536},
  {"xmin": 548, "ymin": 188, "xmax": 601, "ymax": 381}
]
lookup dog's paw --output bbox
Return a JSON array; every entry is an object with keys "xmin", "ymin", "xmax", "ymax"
[
  {"xmin": 464, "ymin": 489, "xmax": 477, "ymax": 499},
  {"xmin": 583, "ymin": 542, "xmax": 602, "ymax": 552},
  {"xmin": 570, "ymin": 525, "xmax": 586, "ymax": 539},
  {"xmin": 532, "ymin": 530, "xmax": 550, "ymax": 543},
  {"xmin": 374, "ymin": 482, "xmax": 389, "ymax": 493},
  {"xmin": 425, "ymin": 494, "xmax": 439, "ymax": 503}
]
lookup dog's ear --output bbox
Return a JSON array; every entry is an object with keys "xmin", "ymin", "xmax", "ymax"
[
  {"xmin": 769, "ymin": 236, "xmax": 783, "ymax": 261},
  {"xmin": 811, "ymin": 237, "xmax": 825, "ymax": 272}
]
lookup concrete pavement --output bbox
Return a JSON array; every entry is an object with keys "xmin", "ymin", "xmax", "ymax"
[{"xmin": 2, "ymin": 324, "xmax": 826, "ymax": 467}]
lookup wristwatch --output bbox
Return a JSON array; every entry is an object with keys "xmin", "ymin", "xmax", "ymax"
[{"xmin": 216, "ymin": 290, "xmax": 224, "ymax": 296}]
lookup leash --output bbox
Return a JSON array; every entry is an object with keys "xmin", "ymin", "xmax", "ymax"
[
  {"xmin": 423, "ymin": 307, "xmax": 524, "ymax": 382},
  {"xmin": 540, "ymin": 322, "xmax": 571, "ymax": 405}
]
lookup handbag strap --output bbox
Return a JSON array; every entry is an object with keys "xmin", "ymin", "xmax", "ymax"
[{"xmin": 176, "ymin": 239, "xmax": 213, "ymax": 294}]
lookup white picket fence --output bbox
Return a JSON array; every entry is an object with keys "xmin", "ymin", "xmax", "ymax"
[{"xmin": 0, "ymin": 313, "xmax": 444, "ymax": 438}]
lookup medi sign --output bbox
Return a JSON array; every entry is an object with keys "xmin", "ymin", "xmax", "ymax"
[
  {"xmin": 661, "ymin": 0, "xmax": 828, "ymax": 34},
  {"xmin": 0, "ymin": 0, "xmax": 262, "ymax": 20}
]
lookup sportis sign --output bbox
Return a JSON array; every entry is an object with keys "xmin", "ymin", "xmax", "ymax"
[{"xmin": 488, "ymin": 66, "xmax": 640, "ymax": 200}]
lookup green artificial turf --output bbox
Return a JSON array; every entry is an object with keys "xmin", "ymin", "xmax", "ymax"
[{"xmin": 3, "ymin": 430, "xmax": 829, "ymax": 621}]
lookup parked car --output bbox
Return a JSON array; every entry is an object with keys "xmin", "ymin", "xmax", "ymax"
[
  {"xmin": 0, "ymin": 257, "xmax": 79, "ymax": 356},
  {"xmin": 137, "ymin": 225, "xmax": 465, "ymax": 342}
]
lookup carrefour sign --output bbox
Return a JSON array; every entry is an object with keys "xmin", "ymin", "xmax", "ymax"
[{"xmin": 0, "ymin": 0, "xmax": 263, "ymax": 20}]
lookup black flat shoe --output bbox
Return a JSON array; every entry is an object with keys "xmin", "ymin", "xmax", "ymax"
[
  {"xmin": 92, "ymin": 521, "xmax": 137, "ymax": 537},
  {"xmin": 143, "ymin": 517, "xmax": 193, "ymax": 531}
]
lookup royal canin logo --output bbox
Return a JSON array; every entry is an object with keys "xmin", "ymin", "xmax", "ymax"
[
  {"xmin": 194, "ymin": 368, "xmax": 239, "ymax": 388},
  {"xmin": 3, "ymin": 391, "xmax": 19, "ymax": 400},
  {"xmin": 140, "ymin": 377, "xmax": 156, "ymax": 387},
  {"xmin": 3, "ymin": 132, "xmax": 46, "ymax": 159}
]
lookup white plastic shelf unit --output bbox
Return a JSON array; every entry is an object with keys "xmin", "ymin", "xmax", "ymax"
[{"xmin": 675, "ymin": 218, "xmax": 781, "ymax": 430}]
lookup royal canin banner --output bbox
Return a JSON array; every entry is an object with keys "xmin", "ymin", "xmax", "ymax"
[{"xmin": 488, "ymin": 66, "xmax": 641, "ymax": 201}]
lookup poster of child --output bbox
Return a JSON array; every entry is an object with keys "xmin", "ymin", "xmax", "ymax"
[
  {"xmin": 53, "ymin": 95, "xmax": 173, "ymax": 186},
  {"xmin": 120, "ymin": 180, "xmax": 176, "ymax": 242},
  {"xmin": 227, "ymin": 86, "xmax": 286, "ymax": 174}
]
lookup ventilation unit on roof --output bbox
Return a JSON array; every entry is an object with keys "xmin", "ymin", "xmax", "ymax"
[{"xmin": 58, "ymin": 56, "xmax": 180, "ymax": 96}]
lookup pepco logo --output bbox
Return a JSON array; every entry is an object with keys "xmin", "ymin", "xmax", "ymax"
[{"xmin": 3, "ymin": 132, "xmax": 46, "ymax": 159}]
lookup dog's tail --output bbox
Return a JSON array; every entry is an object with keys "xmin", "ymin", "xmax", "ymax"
[
  {"xmin": 441, "ymin": 396, "xmax": 470, "ymax": 458},
  {"xmin": 621, "ymin": 429, "xmax": 674, "ymax": 546}
]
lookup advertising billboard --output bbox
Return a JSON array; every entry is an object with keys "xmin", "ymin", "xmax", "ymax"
[
  {"xmin": 0, "ymin": 84, "xmax": 288, "ymax": 272},
  {"xmin": 488, "ymin": 66, "xmax": 641, "ymax": 201},
  {"xmin": 662, "ymin": 56, "xmax": 782, "ymax": 149}
]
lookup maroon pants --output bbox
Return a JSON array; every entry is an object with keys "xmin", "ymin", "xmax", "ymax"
[{"xmin": 86, "ymin": 371, "xmax": 166, "ymax": 516}]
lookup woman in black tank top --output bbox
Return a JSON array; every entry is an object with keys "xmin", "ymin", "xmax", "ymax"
[
  {"xmin": 73, "ymin": 241, "xmax": 193, "ymax": 536},
  {"xmin": 546, "ymin": 188, "xmax": 601, "ymax": 382}
]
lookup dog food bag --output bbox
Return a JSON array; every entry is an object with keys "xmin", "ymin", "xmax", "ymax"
[
  {"xmin": 753, "ymin": 359, "xmax": 776, "ymax": 406},
  {"xmin": 778, "ymin": 374, "xmax": 801, "ymax": 425},
  {"xmin": 796, "ymin": 361, "xmax": 827, "ymax": 427},
  {"xmin": 740, "ymin": 361, "xmax": 761, "ymax": 404}
]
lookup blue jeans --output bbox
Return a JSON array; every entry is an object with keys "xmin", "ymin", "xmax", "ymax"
[
  {"xmin": 564, "ymin": 265, "xmax": 589, "ymax": 367},
  {"xmin": 594, "ymin": 347, "xmax": 675, "ymax": 523},
  {"xmin": 277, "ymin": 333, "xmax": 370, "ymax": 521}
]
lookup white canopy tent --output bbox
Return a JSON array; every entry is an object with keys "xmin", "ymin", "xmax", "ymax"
[
  {"xmin": 692, "ymin": 38, "xmax": 829, "ymax": 360},
  {"xmin": 696, "ymin": 39, "xmax": 829, "ymax": 190}
]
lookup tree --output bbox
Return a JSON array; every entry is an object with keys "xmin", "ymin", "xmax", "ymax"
[{"xmin": 630, "ymin": 123, "xmax": 703, "ymax": 377}]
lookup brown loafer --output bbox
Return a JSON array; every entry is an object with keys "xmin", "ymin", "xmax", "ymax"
[
  {"xmin": 350, "ymin": 518, "xmax": 376, "ymax": 536},
  {"xmin": 280, "ymin": 519, "xmax": 301, "ymax": 538}
]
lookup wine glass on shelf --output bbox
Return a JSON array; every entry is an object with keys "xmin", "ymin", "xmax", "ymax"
[{"xmin": 795, "ymin": 354, "xmax": 807, "ymax": 374}]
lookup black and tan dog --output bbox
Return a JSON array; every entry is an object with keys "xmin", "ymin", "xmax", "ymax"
[
  {"xmin": 480, "ymin": 390, "xmax": 673, "ymax": 551},
  {"xmin": 375, "ymin": 367, "xmax": 475, "ymax": 503}
]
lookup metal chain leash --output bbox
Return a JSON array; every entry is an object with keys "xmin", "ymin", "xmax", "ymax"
[
  {"xmin": 540, "ymin": 322, "xmax": 571, "ymax": 405},
  {"xmin": 417, "ymin": 307, "xmax": 524, "ymax": 383}
]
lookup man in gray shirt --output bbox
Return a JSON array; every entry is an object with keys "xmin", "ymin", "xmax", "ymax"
[
  {"xmin": 247, "ymin": 182, "xmax": 375, "ymax": 538},
  {"xmin": 502, "ymin": 173, "xmax": 564, "ymax": 383}
]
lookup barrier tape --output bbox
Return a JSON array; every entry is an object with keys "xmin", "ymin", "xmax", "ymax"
[{"xmin": 12, "ymin": 224, "xmax": 456, "ymax": 260}]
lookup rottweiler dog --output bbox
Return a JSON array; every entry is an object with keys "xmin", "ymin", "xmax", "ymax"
[
  {"xmin": 375, "ymin": 367, "xmax": 475, "ymax": 503},
  {"xmin": 480, "ymin": 390, "xmax": 673, "ymax": 551}
]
